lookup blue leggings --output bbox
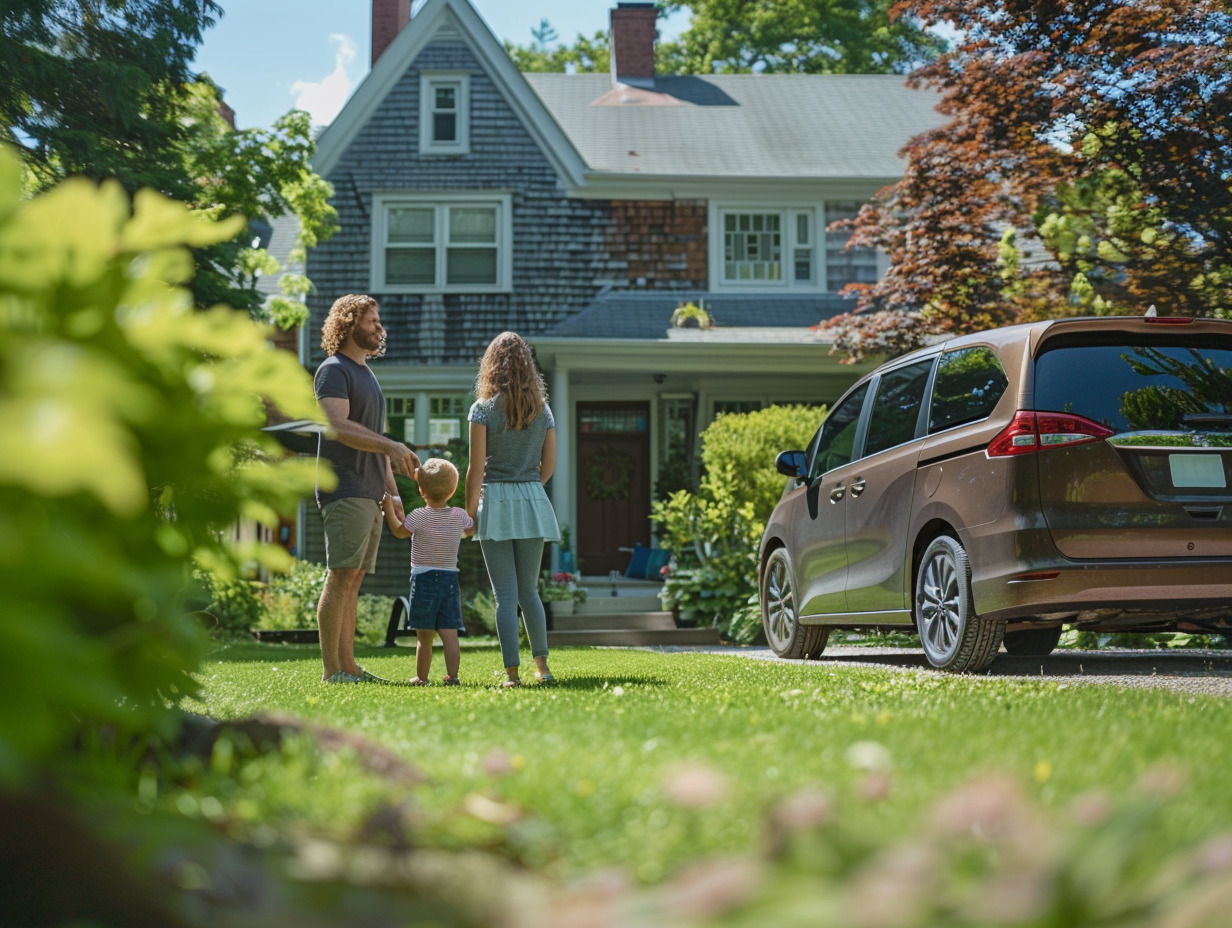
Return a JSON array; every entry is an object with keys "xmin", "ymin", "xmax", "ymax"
[{"xmin": 479, "ymin": 537, "xmax": 548, "ymax": 668}]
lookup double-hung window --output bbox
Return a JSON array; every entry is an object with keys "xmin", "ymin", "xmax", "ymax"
[
  {"xmin": 373, "ymin": 193, "xmax": 512, "ymax": 293},
  {"xmin": 419, "ymin": 73, "xmax": 470, "ymax": 155}
]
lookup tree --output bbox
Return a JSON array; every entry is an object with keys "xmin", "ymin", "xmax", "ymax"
[
  {"xmin": 0, "ymin": 0, "xmax": 337, "ymax": 320},
  {"xmin": 504, "ymin": 1, "xmax": 943, "ymax": 75},
  {"xmin": 822, "ymin": 0, "xmax": 1232, "ymax": 362},
  {"xmin": 659, "ymin": 0, "xmax": 944, "ymax": 74}
]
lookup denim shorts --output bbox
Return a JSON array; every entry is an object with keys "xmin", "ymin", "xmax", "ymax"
[{"xmin": 408, "ymin": 569, "xmax": 465, "ymax": 631}]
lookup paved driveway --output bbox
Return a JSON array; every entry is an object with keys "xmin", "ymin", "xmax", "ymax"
[{"xmin": 641, "ymin": 645, "xmax": 1232, "ymax": 698}]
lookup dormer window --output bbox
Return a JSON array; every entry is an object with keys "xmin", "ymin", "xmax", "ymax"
[{"xmin": 420, "ymin": 73, "xmax": 470, "ymax": 155}]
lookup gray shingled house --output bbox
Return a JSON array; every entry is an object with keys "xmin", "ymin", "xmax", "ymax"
[{"xmin": 300, "ymin": 0, "xmax": 945, "ymax": 590}]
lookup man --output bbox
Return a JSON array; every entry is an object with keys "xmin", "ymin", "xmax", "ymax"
[{"xmin": 314, "ymin": 294, "xmax": 419, "ymax": 683}]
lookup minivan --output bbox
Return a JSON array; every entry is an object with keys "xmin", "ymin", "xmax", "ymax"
[{"xmin": 759, "ymin": 315, "xmax": 1232, "ymax": 672}]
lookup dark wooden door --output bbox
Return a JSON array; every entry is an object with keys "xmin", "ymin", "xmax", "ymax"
[{"xmin": 575, "ymin": 402, "xmax": 651, "ymax": 575}]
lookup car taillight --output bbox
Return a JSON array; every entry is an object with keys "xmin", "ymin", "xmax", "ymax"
[
  {"xmin": 986, "ymin": 411, "xmax": 1115, "ymax": 457},
  {"xmin": 1144, "ymin": 316, "xmax": 1194, "ymax": 325}
]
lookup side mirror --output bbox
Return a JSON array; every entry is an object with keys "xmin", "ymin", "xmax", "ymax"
[{"xmin": 775, "ymin": 450, "xmax": 808, "ymax": 482}]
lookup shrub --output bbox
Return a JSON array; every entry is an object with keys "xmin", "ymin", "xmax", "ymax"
[
  {"xmin": 653, "ymin": 404, "xmax": 823, "ymax": 640},
  {"xmin": 700, "ymin": 403, "xmax": 827, "ymax": 523},
  {"xmin": 464, "ymin": 590, "xmax": 498, "ymax": 637},
  {"xmin": 0, "ymin": 147, "xmax": 320, "ymax": 782}
]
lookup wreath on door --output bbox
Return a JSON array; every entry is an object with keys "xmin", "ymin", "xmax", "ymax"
[{"xmin": 586, "ymin": 445, "xmax": 633, "ymax": 501}]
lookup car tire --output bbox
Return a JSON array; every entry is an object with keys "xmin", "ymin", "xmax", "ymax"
[
  {"xmin": 1002, "ymin": 625, "xmax": 1063, "ymax": 655},
  {"xmin": 762, "ymin": 548, "xmax": 830, "ymax": 660},
  {"xmin": 915, "ymin": 535, "xmax": 1004, "ymax": 672}
]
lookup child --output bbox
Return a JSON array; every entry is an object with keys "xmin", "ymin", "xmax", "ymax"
[{"xmin": 382, "ymin": 457, "xmax": 475, "ymax": 686}]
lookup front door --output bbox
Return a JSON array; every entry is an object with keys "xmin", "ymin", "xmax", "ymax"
[{"xmin": 576, "ymin": 402, "xmax": 651, "ymax": 575}]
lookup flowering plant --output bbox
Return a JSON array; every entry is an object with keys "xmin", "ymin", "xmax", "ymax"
[{"xmin": 539, "ymin": 570, "xmax": 588, "ymax": 603}]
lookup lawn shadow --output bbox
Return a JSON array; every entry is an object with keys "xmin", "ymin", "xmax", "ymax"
[{"xmin": 814, "ymin": 648, "xmax": 1232, "ymax": 680}]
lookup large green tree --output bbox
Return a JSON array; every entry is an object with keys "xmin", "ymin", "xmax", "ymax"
[
  {"xmin": 0, "ymin": 0, "xmax": 336, "ymax": 320},
  {"xmin": 507, "ymin": 0, "xmax": 942, "ymax": 75},
  {"xmin": 822, "ymin": 0, "xmax": 1232, "ymax": 362},
  {"xmin": 659, "ymin": 0, "xmax": 944, "ymax": 74}
]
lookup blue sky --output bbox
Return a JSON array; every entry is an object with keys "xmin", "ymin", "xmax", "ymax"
[{"xmin": 193, "ymin": 1, "xmax": 687, "ymax": 130}]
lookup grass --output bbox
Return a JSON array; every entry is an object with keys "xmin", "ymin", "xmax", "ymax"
[{"xmin": 180, "ymin": 641, "xmax": 1232, "ymax": 886}]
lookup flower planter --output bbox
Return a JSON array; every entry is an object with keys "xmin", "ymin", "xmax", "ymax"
[{"xmin": 552, "ymin": 599, "xmax": 575, "ymax": 617}]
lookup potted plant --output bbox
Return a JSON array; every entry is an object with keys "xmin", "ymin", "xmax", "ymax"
[
  {"xmin": 558, "ymin": 524, "xmax": 576, "ymax": 573},
  {"xmin": 540, "ymin": 570, "xmax": 586, "ymax": 616}
]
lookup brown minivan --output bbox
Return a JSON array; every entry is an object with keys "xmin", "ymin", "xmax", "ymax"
[{"xmin": 759, "ymin": 315, "xmax": 1232, "ymax": 672}]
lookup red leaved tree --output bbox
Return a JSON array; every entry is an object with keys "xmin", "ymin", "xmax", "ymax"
[{"xmin": 822, "ymin": 0, "xmax": 1232, "ymax": 362}]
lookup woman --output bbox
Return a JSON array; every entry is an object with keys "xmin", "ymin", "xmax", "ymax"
[{"xmin": 465, "ymin": 332, "xmax": 560, "ymax": 687}]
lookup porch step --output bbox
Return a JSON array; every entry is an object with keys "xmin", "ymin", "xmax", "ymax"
[
  {"xmin": 577, "ymin": 594, "xmax": 663, "ymax": 615},
  {"xmin": 547, "ymin": 627, "xmax": 722, "ymax": 647},
  {"xmin": 552, "ymin": 611, "xmax": 676, "ymax": 631}
]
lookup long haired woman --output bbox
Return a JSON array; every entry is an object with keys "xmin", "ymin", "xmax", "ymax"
[{"xmin": 465, "ymin": 332, "xmax": 559, "ymax": 686}]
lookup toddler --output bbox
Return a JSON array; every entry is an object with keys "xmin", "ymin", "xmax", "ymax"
[{"xmin": 382, "ymin": 457, "xmax": 475, "ymax": 685}]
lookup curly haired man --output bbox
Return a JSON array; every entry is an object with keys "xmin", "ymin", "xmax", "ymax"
[{"xmin": 314, "ymin": 294, "xmax": 419, "ymax": 683}]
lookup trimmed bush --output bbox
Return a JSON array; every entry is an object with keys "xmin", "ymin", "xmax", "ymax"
[{"xmin": 654, "ymin": 404, "xmax": 824, "ymax": 639}]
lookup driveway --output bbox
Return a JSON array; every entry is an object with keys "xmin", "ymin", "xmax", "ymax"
[{"xmin": 640, "ymin": 645, "xmax": 1232, "ymax": 698}]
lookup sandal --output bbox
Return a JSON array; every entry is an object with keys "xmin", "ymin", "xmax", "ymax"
[
  {"xmin": 534, "ymin": 669, "xmax": 556, "ymax": 684},
  {"xmin": 407, "ymin": 677, "xmax": 431, "ymax": 686},
  {"xmin": 500, "ymin": 677, "xmax": 522, "ymax": 688},
  {"xmin": 442, "ymin": 675, "xmax": 460, "ymax": 686}
]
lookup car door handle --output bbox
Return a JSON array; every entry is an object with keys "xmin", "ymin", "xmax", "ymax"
[
  {"xmin": 830, "ymin": 484, "xmax": 845, "ymax": 503},
  {"xmin": 849, "ymin": 477, "xmax": 866, "ymax": 498}
]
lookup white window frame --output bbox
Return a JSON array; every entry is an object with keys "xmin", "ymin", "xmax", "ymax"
[
  {"xmin": 709, "ymin": 202, "xmax": 823, "ymax": 292},
  {"xmin": 371, "ymin": 192, "xmax": 513, "ymax": 294},
  {"xmin": 419, "ymin": 72, "xmax": 470, "ymax": 155}
]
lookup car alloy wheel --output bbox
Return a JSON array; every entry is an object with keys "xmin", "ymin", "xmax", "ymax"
[
  {"xmin": 915, "ymin": 535, "xmax": 1003, "ymax": 672},
  {"xmin": 762, "ymin": 548, "xmax": 828, "ymax": 660}
]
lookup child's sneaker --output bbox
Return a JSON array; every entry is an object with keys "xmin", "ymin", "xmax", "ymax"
[{"xmin": 442, "ymin": 675, "xmax": 460, "ymax": 686}]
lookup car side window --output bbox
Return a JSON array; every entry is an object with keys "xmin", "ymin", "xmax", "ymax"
[
  {"xmin": 928, "ymin": 346, "xmax": 1009, "ymax": 433},
  {"xmin": 809, "ymin": 382, "xmax": 870, "ymax": 478},
  {"xmin": 863, "ymin": 360, "xmax": 935, "ymax": 457}
]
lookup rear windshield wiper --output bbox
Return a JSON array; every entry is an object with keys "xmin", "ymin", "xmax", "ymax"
[{"xmin": 1182, "ymin": 413, "xmax": 1232, "ymax": 429}]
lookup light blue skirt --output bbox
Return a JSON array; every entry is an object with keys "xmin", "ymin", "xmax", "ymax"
[{"xmin": 476, "ymin": 481, "xmax": 560, "ymax": 542}]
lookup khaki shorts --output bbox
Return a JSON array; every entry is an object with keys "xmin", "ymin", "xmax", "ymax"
[{"xmin": 321, "ymin": 497, "xmax": 382, "ymax": 572}]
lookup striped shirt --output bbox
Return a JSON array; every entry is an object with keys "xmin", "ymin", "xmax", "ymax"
[{"xmin": 402, "ymin": 506, "xmax": 473, "ymax": 572}]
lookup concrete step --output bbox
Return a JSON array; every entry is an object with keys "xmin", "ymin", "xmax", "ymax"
[
  {"xmin": 547, "ymin": 627, "xmax": 722, "ymax": 647},
  {"xmin": 552, "ymin": 612, "xmax": 676, "ymax": 631},
  {"xmin": 577, "ymin": 594, "xmax": 664, "ymax": 614}
]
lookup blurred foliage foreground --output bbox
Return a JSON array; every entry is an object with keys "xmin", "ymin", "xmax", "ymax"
[{"xmin": 2, "ymin": 153, "xmax": 1232, "ymax": 925}]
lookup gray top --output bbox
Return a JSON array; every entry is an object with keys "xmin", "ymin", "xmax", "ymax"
[
  {"xmin": 314, "ymin": 353, "xmax": 386, "ymax": 507},
  {"xmin": 469, "ymin": 395, "xmax": 555, "ymax": 483}
]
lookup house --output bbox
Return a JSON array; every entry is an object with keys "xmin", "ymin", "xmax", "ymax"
[{"xmin": 300, "ymin": 0, "xmax": 946, "ymax": 592}]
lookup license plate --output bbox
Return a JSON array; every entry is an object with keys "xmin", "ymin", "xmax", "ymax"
[{"xmin": 1169, "ymin": 453, "xmax": 1227, "ymax": 488}]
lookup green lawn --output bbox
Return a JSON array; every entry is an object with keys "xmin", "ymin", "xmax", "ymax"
[{"xmin": 181, "ymin": 641, "xmax": 1232, "ymax": 888}]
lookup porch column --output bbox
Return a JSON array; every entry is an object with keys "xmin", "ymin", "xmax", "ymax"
[
  {"xmin": 551, "ymin": 366, "xmax": 572, "ymax": 567},
  {"xmin": 414, "ymin": 390, "xmax": 431, "ymax": 451}
]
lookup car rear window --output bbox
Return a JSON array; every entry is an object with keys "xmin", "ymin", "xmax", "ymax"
[
  {"xmin": 928, "ymin": 346, "xmax": 1009, "ymax": 433},
  {"xmin": 1035, "ymin": 337, "xmax": 1232, "ymax": 432}
]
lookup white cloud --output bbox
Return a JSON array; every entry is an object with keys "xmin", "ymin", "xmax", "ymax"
[{"xmin": 290, "ymin": 33, "xmax": 358, "ymax": 126}]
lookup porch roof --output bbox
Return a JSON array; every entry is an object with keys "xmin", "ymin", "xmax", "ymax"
[{"xmin": 541, "ymin": 290, "xmax": 852, "ymax": 340}]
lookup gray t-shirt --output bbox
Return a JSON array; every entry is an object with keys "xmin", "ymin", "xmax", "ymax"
[
  {"xmin": 468, "ymin": 395, "xmax": 555, "ymax": 483},
  {"xmin": 314, "ymin": 353, "xmax": 386, "ymax": 507}
]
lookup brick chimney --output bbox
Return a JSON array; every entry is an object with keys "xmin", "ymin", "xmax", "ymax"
[
  {"xmin": 372, "ymin": 0, "xmax": 412, "ymax": 67},
  {"xmin": 610, "ymin": 2, "xmax": 658, "ymax": 88}
]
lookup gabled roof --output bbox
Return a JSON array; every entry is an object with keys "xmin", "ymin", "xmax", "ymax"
[
  {"xmin": 314, "ymin": 0, "xmax": 946, "ymax": 195},
  {"xmin": 526, "ymin": 73, "xmax": 945, "ymax": 181},
  {"xmin": 312, "ymin": 0, "xmax": 587, "ymax": 184}
]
